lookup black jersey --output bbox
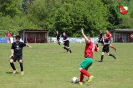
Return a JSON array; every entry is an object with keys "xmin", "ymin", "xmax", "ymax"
[
  {"xmin": 99, "ymin": 33, "xmax": 103, "ymax": 40},
  {"xmin": 11, "ymin": 42, "xmax": 26, "ymax": 56},
  {"xmin": 103, "ymin": 38, "xmax": 110, "ymax": 48},
  {"xmin": 63, "ymin": 35, "xmax": 69, "ymax": 42},
  {"xmin": 56, "ymin": 33, "xmax": 60, "ymax": 39}
]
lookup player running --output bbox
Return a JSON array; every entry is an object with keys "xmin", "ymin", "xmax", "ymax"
[
  {"xmin": 79, "ymin": 28, "xmax": 99, "ymax": 85},
  {"xmin": 56, "ymin": 31, "xmax": 61, "ymax": 45},
  {"xmin": 62, "ymin": 32, "xmax": 72, "ymax": 53},
  {"xmin": 99, "ymin": 34, "xmax": 116, "ymax": 62},
  {"xmin": 106, "ymin": 30, "xmax": 116, "ymax": 51},
  {"xmin": 9, "ymin": 35, "xmax": 31, "ymax": 75}
]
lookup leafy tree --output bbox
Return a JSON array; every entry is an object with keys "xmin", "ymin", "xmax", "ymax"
[
  {"xmin": 0, "ymin": 15, "xmax": 39, "ymax": 34},
  {"xmin": 52, "ymin": 0, "xmax": 108, "ymax": 37},
  {"xmin": 0, "ymin": 0, "xmax": 21, "ymax": 17}
]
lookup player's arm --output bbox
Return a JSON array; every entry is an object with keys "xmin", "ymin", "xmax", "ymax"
[
  {"xmin": 100, "ymin": 34, "xmax": 103, "ymax": 41},
  {"xmin": 63, "ymin": 38, "xmax": 68, "ymax": 42},
  {"xmin": 26, "ymin": 43, "xmax": 32, "ymax": 48},
  {"xmin": 10, "ymin": 49, "xmax": 14, "ymax": 58},
  {"xmin": 81, "ymin": 28, "xmax": 90, "ymax": 43},
  {"xmin": 63, "ymin": 35, "xmax": 68, "ymax": 42},
  {"xmin": 10, "ymin": 43, "xmax": 14, "ymax": 58},
  {"xmin": 94, "ymin": 44, "xmax": 99, "ymax": 52},
  {"xmin": 59, "ymin": 34, "xmax": 61, "ymax": 39},
  {"xmin": 104, "ymin": 41, "xmax": 110, "ymax": 45}
]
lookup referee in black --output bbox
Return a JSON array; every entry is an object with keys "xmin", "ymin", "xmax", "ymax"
[
  {"xmin": 99, "ymin": 34, "xmax": 116, "ymax": 62},
  {"xmin": 56, "ymin": 31, "xmax": 61, "ymax": 45},
  {"xmin": 10, "ymin": 35, "xmax": 31, "ymax": 75},
  {"xmin": 62, "ymin": 32, "xmax": 72, "ymax": 53}
]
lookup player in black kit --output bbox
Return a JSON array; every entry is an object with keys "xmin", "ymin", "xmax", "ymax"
[
  {"xmin": 62, "ymin": 32, "xmax": 72, "ymax": 53},
  {"xmin": 10, "ymin": 35, "xmax": 31, "ymax": 75},
  {"xmin": 96, "ymin": 30, "xmax": 103, "ymax": 47},
  {"xmin": 56, "ymin": 31, "xmax": 61, "ymax": 45},
  {"xmin": 99, "ymin": 34, "xmax": 116, "ymax": 62}
]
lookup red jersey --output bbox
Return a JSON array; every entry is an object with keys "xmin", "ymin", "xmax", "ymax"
[
  {"xmin": 84, "ymin": 41, "xmax": 98, "ymax": 58},
  {"xmin": 106, "ymin": 32, "xmax": 112, "ymax": 41},
  {"xmin": 6, "ymin": 33, "xmax": 11, "ymax": 38}
]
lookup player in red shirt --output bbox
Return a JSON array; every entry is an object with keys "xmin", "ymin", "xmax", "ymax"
[
  {"xmin": 6, "ymin": 31, "xmax": 11, "ymax": 43},
  {"xmin": 106, "ymin": 30, "xmax": 116, "ymax": 51},
  {"xmin": 79, "ymin": 28, "xmax": 99, "ymax": 85}
]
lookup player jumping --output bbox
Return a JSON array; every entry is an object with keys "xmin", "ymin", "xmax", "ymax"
[
  {"xmin": 99, "ymin": 34, "xmax": 116, "ymax": 62},
  {"xmin": 10, "ymin": 35, "xmax": 31, "ymax": 75},
  {"xmin": 79, "ymin": 28, "xmax": 99, "ymax": 85}
]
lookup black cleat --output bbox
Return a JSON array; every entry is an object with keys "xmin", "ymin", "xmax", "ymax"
[
  {"xmin": 58, "ymin": 42, "xmax": 60, "ymax": 45},
  {"xmin": 67, "ymin": 49, "xmax": 68, "ymax": 52},
  {"xmin": 114, "ymin": 56, "xmax": 116, "ymax": 59},
  {"xmin": 98, "ymin": 60, "xmax": 103, "ymax": 62},
  {"xmin": 69, "ymin": 50, "xmax": 72, "ymax": 53}
]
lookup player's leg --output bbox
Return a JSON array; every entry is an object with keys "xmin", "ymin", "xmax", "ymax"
[
  {"xmin": 107, "ymin": 47, "xmax": 116, "ymax": 59},
  {"xmin": 109, "ymin": 41, "xmax": 116, "ymax": 51},
  {"xmin": 57, "ymin": 38, "xmax": 60, "ymax": 45},
  {"xmin": 19, "ymin": 57, "xmax": 24, "ymax": 75},
  {"xmin": 85, "ymin": 62, "xmax": 94, "ymax": 83},
  {"xmin": 99, "ymin": 47, "xmax": 105, "ymax": 62},
  {"xmin": 10, "ymin": 57, "xmax": 17, "ymax": 74},
  {"xmin": 79, "ymin": 72, "xmax": 85, "ymax": 85},
  {"xmin": 99, "ymin": 52, "xmax": 104, "ymax": 62},
  {"xmin": 62, "ymin": 42, "xmax": 68, "ymax": 51},
  {"xmin": 65, "ymin": 41, "xmax": 72, "ymax": 53},
  {"xmin": 107, "ymin": 53, "xmax": 116, "ymax": 59},
  {"xmin": 79, "ymin": 58, "xmax": 93, "ymax": 85}
]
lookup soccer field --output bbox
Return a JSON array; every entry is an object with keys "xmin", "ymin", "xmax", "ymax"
[{"xmin": 0, "ymin": 43, "xmax": 133, "ymax": 88}]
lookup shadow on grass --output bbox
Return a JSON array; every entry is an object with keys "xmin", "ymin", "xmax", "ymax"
[
  {"xmin": 60, "ymin": 51, "xmax": 72, "ymax": 53},
  {"xmin": 6, "ymin": 72, "xmax": 19, "ymax": 74}
]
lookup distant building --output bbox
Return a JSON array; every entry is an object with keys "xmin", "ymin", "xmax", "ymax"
[
  {"xmin": 111, "ymin": 29, "xmax": 133, "ymax": 42},
  {"xmin": 19, "ymin": 29, "xmax": 49, "ymax": 43}
]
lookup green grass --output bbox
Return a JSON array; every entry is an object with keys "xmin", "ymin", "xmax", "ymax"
[{"xmin": 0, "ymin": 43, "xmax": 133, "ymax": 88}]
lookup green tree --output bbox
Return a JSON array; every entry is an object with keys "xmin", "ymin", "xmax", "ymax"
[
  {"xmin": 0, "ymin": 0, "xmax": 21, "ymax": 17},
  {"xmin": 0, "ymin": 15, "xmax": 39, "ymax": 34},
  {"xmin": 52, "ymin": 0, "xmax": 108, "ymax": 37}
]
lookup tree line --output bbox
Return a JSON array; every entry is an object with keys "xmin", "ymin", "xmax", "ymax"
[{"xmin": 0, "ymin": 0, "xmax": 133, "ymax": 37}]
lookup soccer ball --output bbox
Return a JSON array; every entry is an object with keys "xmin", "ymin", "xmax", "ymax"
[{"xmin": 72, "ymin": 77, "xmax": 78, "ymax": 83}]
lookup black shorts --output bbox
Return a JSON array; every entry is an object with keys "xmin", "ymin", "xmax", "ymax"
[
  {"xmin": 63, "ymin": 41, "xmax": 69, "ymax": 47},
  {"xmin": 11, "ymin": 56, "xmax": 22, "ymax": 62},
  {"xmin": 102, "ymin": 47, "xmax": 109, "ymax": 53}
]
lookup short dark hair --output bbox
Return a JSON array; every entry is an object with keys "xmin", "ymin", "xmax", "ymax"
[{"xmin": 16, "ymin": 35, "xmax": 21, "ymax": 39}]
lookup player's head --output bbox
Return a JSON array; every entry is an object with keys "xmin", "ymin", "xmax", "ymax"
[
  {"xmin": 16, "ymin": 35, "xmax": 21, "ymax": 42},
  {"xmin": 99, "ymin": 30, "xmax": 102, "ymax": 33},
  {"xmin": 63, "ymin": 32, "xmax": 66, "ymax": 36},
  {"xmin": 56, "ymin": 31, "xmax": 58, "ymax": 33},
  {"xmin": 106, "ymin": 30, "xmax": 109, "ymax": 33},
  {"xmin": 103, "ymin": 34, "xmax": 106, "ymax": 38}
]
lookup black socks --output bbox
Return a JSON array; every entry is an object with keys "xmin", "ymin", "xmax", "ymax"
[{"xmin": 10, "ymin": 63, "xmax": 16, "ymax": 70}]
